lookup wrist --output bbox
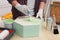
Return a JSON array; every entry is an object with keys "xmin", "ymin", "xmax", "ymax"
[
  {"xmin": 15, "ymin": 3, "xmax": 22, "ymax": 8},
  {"xmin": 38, "ymin": 8, "xmax": 43, "ymax": 13},
  {"xmin": 36, "ymin": 9, "xmax": 43, "ymax": 18},
  {"xmin": 12, "ymin": 0, "xmax": 19, "ymax": 6}
]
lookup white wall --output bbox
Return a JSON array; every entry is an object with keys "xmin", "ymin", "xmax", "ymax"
[
  {"xmin": 0, "ymin": 0, "xmax": 60, "ymax": 17},
  {"xmin": 51, "ymin": 0, "xmax": 60, "ymax": 4},
  {"xmin": 53, "ymin": 0, "xmax": 60, "ymax": 2},
  {"xmin": 0, "ymin": 0, "xmax": 12, "ymax": 16}
]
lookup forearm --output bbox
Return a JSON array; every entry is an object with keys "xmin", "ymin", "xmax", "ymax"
[
  {"xmin": 11, "ymin": 0, "xmax": 27, "ymax": 15},
  {"xmin": 39, "ymin": 2, "xmax": 46, "ymax": 9},
  {"xmin": 36, "ymin": 2, "xmax": 46, "ymax": 18},
  {"xmin": 11, "ymin": 0, "xmax": 19, "ymax": 6}
]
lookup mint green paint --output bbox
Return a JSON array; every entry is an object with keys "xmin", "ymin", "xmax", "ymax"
[
  {"xmin": 13, "ymin": 18, "xmax": 43, "ymax": 37},
  {"xmin": 13, "ymin": 22, "xmax": 42, "ymax": 37},
  {"xmin": 13, "ymin": 22, "xmax": 23, "ymax": 37},
  {"xmin": 4, "ymin": 19, "xmax": 14, "ymax": 23},
  {"xmin": 25, "ymin": 17, "xmax": 41, "ymax": 24},
  {"xmin": 23, "ymin": 25, "xmax": 40, "ymax": 37}
]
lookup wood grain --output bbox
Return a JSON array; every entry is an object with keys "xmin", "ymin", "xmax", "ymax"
[{"xmin": 50, "ymin": 2, "xmax": 60, "ymax": 22}]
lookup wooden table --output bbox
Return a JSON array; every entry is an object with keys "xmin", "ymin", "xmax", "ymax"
[{"xmin": 10, "ymin": 22, "xmax": 60, "ymax": 40}]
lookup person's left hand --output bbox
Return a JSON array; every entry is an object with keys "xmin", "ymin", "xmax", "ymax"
[
  {"xmin": 22, "ymin": 5, "xmax": 34, "ymax": 16},
  {"xmin": 36, "ymin": 9, "xmax": 43, "ymax": 19}
]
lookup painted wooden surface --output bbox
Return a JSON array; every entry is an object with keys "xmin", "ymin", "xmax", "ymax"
[
  {"xmin": 10, "ymin": 22, "xmax": 60, "ymax": 40},
  {"xmin": 13, "ymin": 17, "xmax": 42, "ymax": 37},
  {"xmin": 50, "ymin": 2, "xmax": 60, "ymax": 22}
]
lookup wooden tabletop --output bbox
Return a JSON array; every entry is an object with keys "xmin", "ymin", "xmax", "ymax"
[{"xmin": 10, "ymin": 22, "xmax": 60, "ymax": 40}]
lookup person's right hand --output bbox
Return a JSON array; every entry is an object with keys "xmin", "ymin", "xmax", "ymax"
[{"xmin": 12, "ymin": 0, "xmax": 18, "ymax": 6}]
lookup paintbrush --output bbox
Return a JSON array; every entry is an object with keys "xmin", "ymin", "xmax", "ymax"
[{"xmin": 53, "ymin": 14, "xmax": 59, "ymax": 34}]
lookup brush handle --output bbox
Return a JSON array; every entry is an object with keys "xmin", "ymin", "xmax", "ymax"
[
  {"xmin": 53, "ymin": 14, "xmax": 56, "ymax": 26},
  {"xmin": 53, "ymin": 15, "xmax": 56, "ymax": 22}
]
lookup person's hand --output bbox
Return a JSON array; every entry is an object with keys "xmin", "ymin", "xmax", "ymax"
[
  {"xmin": 22, "ymin": 5, "xmax": 28, "ymax": 15},
  {"xmin": 12, "ymin": 0, "xmax": 18, "ymax": 6},
  {"xmin": 27, "ymin": 8, "xmax": 34, "ymax": 17},
  {"xmin": 13, "ymin": 0, "xmax": 17, "ymax": 1},
  {"xmin": 14, "ymin": 3, "xmax": 28, "ymax": 15},
  {"xmin": 14, "ymin": 3, "xmax": 34, "ymax": 16},
  {"xmin": 21, "ymin": 5, "xmax": 34, "ymax": 16},
  {"xmin": 36, "ymin": 9, "xmax": 43, "ymax": 19}
]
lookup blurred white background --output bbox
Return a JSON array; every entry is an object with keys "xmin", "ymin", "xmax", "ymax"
[
  {"xmin": 0, "ymin": 0, "xmax": 60, "ymax": 17},
  {"xmin": 0, "ymin": 0, "xmax": 12, "ymax": 16}
]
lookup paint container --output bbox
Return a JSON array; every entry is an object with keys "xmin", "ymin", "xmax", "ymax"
[
  {"xmin": 0, "ymin": 28, "xmax": 14, "ymax": 40},
  {"xmin": 0, "ymin": 30, "xmax": 9, "ymax": 40},
  {"xmin": 0, "ymin": 17, "xmax": 5, "ymax": 28},
  {"xmin": 4, "ymin": 19, "xmax": 14, "ymax": 29},
  {"xmin": 46, "ymin": 17, "xmax": 53, "ymax": 31}
]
